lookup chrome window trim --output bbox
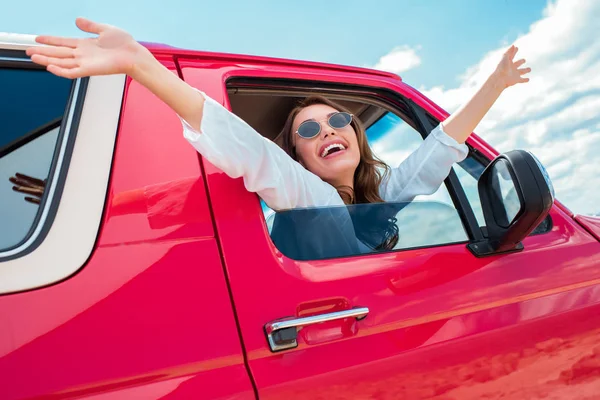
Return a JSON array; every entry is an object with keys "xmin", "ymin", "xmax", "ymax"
[
  {"xmin": 0, "ymin": 33, "xmax": 40, "ymax": 51},
  {"xmin": 0, "ymin": 56, "xmax": 32, "ymax": 62}
]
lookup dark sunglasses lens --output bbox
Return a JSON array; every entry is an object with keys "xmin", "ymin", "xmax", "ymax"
[
  {"xmin": 297, "ymin": 121, "xmax": 321, "ymax": 138},
  {"xmin": 329, "ymin": 112, "xmax": 352, "ymax": 128}
]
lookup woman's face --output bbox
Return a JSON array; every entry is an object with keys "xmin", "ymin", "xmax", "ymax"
[{"xmin": 292, "ymin": 103, "xmax": 361, "ymax": 186}]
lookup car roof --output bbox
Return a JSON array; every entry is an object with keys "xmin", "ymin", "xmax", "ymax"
[
  {"xmin": 0, "ymin": 33, "xmax": 401, "ymax": 81},
  {"xmin": 0, "ymin": 33, "xmax": 38, "ymax": 50}
]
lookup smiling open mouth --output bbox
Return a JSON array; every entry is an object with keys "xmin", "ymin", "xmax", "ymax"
[{"xmin": 321, "ymin": 143, "xmax": 346, "ymax": 158}]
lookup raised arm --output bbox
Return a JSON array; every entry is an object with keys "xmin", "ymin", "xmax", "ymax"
[
  {"xmin": 26, "ymin": 17, "xmax": 205, "ymax": 130},
  {"xmin": 440, "ymin": 45, "xmax": 531, "ymax": 144},
  {"xmin": 26, "ymin": 18, "xmax": 339, "ymax": 211}
]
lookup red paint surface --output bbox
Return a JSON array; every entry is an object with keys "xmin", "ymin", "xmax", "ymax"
[
  {"xmin": 575, "ymin": 215, "xmax": 600, "ymax": 242},
  {"xmin": 0, "ymin": 58, "xmax": 254, "ymax": 399},
  {"xmin": 180, "ymin": 57, "xmax": 600, "ymax": 399},
  {"xmin": 2, "ymin": 47, "xmax": 599, "ymax": 399}
]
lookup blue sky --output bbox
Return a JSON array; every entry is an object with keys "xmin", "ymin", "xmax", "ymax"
[
  {"xmin": 4, "ymin": 0, "xmax": 600, "ymax": 215},
  {"xmin": 6, "ymin": 0, "xmax": 546, "ymax": 88}
]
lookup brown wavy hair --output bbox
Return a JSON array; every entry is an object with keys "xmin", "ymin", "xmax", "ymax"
[{"xmin": 274, "ymin": 95, "xmax": 391, "ymax": 205}]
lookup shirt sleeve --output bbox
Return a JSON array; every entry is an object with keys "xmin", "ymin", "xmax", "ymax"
[
  {"xmin": 179, "ymin": 90, "xmax": 342, "ymax": 211},
  {"xmin": 380, "ymin": 123, "xmax": 469, "ymax": 202}
]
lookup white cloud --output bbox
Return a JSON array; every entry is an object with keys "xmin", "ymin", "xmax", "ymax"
[
  {"xmin": 372, "ymin": 45, "xmax": 422, "ymax": 74},
  {"xmin": 419, "ymin": 0, "xmax": 600, "ymax": 216}
]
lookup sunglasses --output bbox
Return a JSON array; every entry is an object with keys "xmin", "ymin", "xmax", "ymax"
[{"xmin": 295, "ymin": 112, "xmax": 354, "ymax": 139}]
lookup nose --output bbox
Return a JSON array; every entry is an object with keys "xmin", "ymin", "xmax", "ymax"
[{"xmin": 321, "ymin": 126, "xmax": 336, "ymax": 140}]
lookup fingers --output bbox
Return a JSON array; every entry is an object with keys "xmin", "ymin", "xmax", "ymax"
[
  {"xmin": 31, "ymin": 54, "xmax": 79, "ymax": 69},
  {"xmin": 15, "ymin": 173, "xmax": 45, "ymax": 186},
  {"xmin": 518, "ymin": 67, "xmax": 532, "ymax": 75},
  {"xmin": 27, "ymin": 45, "xmax": 74, "ymax": 59},
  {"xmin": 76, "ymin": 17, "xmax": 109, "ymax": 34},
  {"xmin": 505, "ymin": 45, "xmax": 518, "ymax": 60},
  {"xmin": 12, "ymin": 186, "xmax": 43, "ymax": 196},
  {"xmin": 9, "ymin": 175, "xmax": 35, "ymax": 187},
  {"xmin": 25, "ymin": 197, "xmax": 41, "ymax": 205},
  {"xmin": 514, "ymin": 59, "xmax": 526, "ymax": 68},
  {"xmin": 34, "ymin": 35, "xmax": 79, "ymax": 48},
  {"xmin": 519, "ymin": 77, "xmax": 530, "ymax": 83},
  {"xmin": 30, "ymin": 53, "xmax": 82, "ymax": 76},
  {"xmin": 47, "ymin": 65, "xmax": 85, "ymax": 79}
]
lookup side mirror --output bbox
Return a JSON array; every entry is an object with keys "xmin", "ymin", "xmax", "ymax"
[{"xmin": 468, "ymin": 150, "xmax": 555, "ymax": 257}]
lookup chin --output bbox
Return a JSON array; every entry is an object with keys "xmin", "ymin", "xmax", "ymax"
[{"xmin": 315, "ymin": 160, "xmax": 359, "ymax": 183}]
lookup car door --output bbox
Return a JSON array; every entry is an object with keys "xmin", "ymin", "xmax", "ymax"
[
  {"xmin": 180, "ymin": 57, "xmax": 600, "ymax": 399},
  {"xmin": 0, "ymin": 46, "xmax": 254, "ymax": 399}
]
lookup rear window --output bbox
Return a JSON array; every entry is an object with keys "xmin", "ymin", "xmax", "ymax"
[{"xmin": 0, "ymin": 68, "xmax": 72, "ymax": 251}]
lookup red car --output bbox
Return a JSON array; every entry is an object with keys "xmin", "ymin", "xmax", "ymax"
[{"xmin": 1, "ymin": 34, "xmax": 599, "ymax": 399}]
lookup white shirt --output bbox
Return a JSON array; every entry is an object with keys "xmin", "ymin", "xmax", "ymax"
[{"xmin": 180, "ymin": 91, "xmax": 468, "ymax": 211}]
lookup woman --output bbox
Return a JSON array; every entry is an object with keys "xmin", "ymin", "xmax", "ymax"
[{"xmin": 26, "ymin": 18, "xmax": 530, "ymax": 213}]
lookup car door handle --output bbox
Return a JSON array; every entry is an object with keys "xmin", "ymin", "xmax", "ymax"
[{"xmin": 264, "ymin": 307, "xmax": 369, "ymax": 352}]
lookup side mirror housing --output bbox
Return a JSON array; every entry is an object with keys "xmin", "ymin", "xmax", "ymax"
[{"xmin": 468, "ymin": 150, "xmax": 555, "ymax": 257}]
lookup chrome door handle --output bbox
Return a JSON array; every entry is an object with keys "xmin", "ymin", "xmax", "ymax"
[{"xmin": 264, "ymin": 307, "xmax": 369, "ymax": 352}]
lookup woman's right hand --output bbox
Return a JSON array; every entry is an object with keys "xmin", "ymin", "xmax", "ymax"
[
  {"xmin": 26, "ymin": 17, "xmax": 151, "ymax": 79},
  {"xmin": 29, "ymin": 17, "xmax": 206, "ymax": 133},
  {"xmin": 9, "ymin": 173, "xmax": 46, "ymax": 205}
]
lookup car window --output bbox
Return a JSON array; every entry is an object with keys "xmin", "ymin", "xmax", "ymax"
[
  {"xmin": 263, "ymin": 108, "xmax": 469, "ymax": 259},
  {"xmin": 454, "ymin": 156, "xmax": 487, "ymax": 227},
  {"xmin": 0, "ymin": 68, "xmax": 72, "ymax": 251},
  {"xmin": 368, "ymin": 112, "xmax": 455, "ymax": 205},
  {"xmin": 270, "ymin": 201, "xmax": 467, "ymax": 260}
]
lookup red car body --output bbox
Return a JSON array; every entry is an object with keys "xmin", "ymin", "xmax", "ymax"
[{"xmin": 1, "ymin": 39, "xmax": 600, "ymax": 399}]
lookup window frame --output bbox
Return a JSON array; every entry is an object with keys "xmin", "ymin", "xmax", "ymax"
[
  {"xmin": 0, "ymin": 52, "xmax": 88, "ymax": 259},
  {"xmin": 225, "ymin": 77, "xmax": 486, "ymax": 253},
  {"xmin": 0, "ymin": 47, "xmax": 126, "ymax": 295},
  {"xmin": 409, "ymin": 101, "xmax": 485, "ymax": 241}
]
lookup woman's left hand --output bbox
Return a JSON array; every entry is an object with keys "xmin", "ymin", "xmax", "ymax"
[
  {"xmin": 494, "ymin": 45, "xmax": 531, "ymax": 89},
  {"xmin": 440, "ymin": 45, "xmax": 532, "ymax": 143}
]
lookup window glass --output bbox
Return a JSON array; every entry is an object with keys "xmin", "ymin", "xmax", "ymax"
[
  {"xmin": 270, "ymin": 201, "xmax": 467, "ymax": 261},
  {"xmin": 368, "ymin": 112, "xmax": 455, "ymax": 206},
  {"xmin": 454, "ymin": 157, "xmax": 486, "ymax": 227},
  {"xmin": 262, "ymin": 107, "xmax": 469, "ymax": 259},
  {"xmin": 0, "ymin": 68, "xmax": 72, "ymax": 250}
]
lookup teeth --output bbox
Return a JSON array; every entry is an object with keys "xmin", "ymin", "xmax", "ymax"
[{"xmin": 321, "ymin": 143, "xmax": 346, "ymax": 158}]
